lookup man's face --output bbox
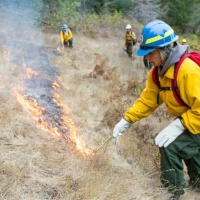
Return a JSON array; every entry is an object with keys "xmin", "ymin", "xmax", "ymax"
[
  {"xmin": 126, "ymin": 29, "xmax": 131, "ymax": 32},
  {"xmin": 145, "ymin": 49, "xmax": 163, "ymax": 67}
]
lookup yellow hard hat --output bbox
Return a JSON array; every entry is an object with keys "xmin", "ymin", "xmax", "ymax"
[{"xmin": 182, "ymin": 39, "xmax": 186, "ymax": 43}]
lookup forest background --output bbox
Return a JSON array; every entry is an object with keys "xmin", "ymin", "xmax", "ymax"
[
  {"xmin": 2, "ymin": 0, "xmax": 200, "ymax": 48},
  {"xmin": 1, "ymin": 1, "xmax": 200, "ymax": 200}
]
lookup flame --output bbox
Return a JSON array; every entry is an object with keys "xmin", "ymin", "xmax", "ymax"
[
  {"xmin": 57, "ymin": 46, "xmax": 63, "ymax": 52},
  {"xmin": 3, "ymin": 43, "xmax": 94, "ymax": 156},
  {"xmin": 21, "ymin": 58, "xmax": 38, "ymax": 79},
  {"xmin": 52, "ymin": 81, "xmax": 61, "ymax": 90},
  {"xmin": 25, "ymin": 67, "xmax": 38, "ymax": 79},
  {"xmin": 61, "ymin": 116, "xmax": 93, "ymax": 155},
  {"xmin": 2, "ymin": 50, "xmax": 10, "ymax": 61},
  {"xmin": 14, "ymin": 87, "xmax": 44, "ymax": 117},
  {"xmin": 14, "ymin": 70, "xmax": 94, "ymax": 156},
  {"xmin": 51, "ymin": 81, "xmax": 94, "ymax": 155}
]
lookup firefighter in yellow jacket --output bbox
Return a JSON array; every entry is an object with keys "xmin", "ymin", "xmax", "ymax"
[
  {"xmin": 113, "ymin": 20, "xmax": 200, "ymax": 200},
  {"xmin": 124, "ymin": 24, "xmax": 137, "ymax": 57},
  {"xmin": 60, "ymin": 24, "xmax": 73, "ymax": 49}
]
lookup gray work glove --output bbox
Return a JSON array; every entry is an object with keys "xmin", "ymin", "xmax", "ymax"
[
  {"xmin": 113, "ymin": 118, "xmax": 131, "ymax": 138},
  {"xmin": 155, "ymin": 118, "xmax": 185, "ymax": 147}
]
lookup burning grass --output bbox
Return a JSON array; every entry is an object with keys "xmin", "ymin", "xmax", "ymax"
[
  {"xmin": 0, "ymin": 41, "xmax": 95, "ymax": 156},
  {"xmin": 0, "ymin": 25, "xmax": 198, "ymax": 200}
]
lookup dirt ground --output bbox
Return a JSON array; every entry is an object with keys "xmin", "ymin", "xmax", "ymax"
[{"xmin": 0, "ymin": 12, "xmax": 199, "ymax": 200}]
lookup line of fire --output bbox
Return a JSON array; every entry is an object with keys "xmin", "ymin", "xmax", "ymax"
[{"xmin": 2, "ymin": 42, "xmax": 94, "ymax": 156}]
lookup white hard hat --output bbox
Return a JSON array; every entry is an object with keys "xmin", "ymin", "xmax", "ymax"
[{"xmin": 126, "ymin": 24, "xmax": 132, "ymax": 29}]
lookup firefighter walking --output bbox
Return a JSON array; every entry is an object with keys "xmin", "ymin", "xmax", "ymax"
[{"xmin": 124, "ymin": 24, "xmax": 137, "ymax": 57}]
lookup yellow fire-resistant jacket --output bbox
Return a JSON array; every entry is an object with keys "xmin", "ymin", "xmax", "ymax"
[
  {"xmin": 124, "ymin": 57, "xmax": 200, "ymax": 134},
  {"xmin": 60, "ymin": 29, "xmax": 73, "ymax": 44},
  {"xmin": 125, "ymin": 31, "xmax": 136, "ymax": 46}
]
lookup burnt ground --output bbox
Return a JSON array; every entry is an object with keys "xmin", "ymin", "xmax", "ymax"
[{"xmin": 0, "ymin": 12, "xmax": 199, "ymax": 200}]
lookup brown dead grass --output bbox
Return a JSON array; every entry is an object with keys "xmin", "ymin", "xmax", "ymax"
[{"xmin": 0, "ymin": 16, "xmax": 199, "ymax": 200}]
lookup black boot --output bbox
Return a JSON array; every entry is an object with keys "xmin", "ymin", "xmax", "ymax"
[{"xmin": 169, "ymin": 194, "xmax": 180, "ymax": 200}]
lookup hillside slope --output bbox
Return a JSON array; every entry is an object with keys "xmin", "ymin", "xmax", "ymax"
[{"xmin": 0, "ymin": 15, "xmax": 199, "ymax": 200}]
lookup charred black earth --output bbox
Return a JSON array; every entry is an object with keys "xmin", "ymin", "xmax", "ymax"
[{"xmin": 3, "ymin": 40, "xmax": 71, "ymax": 138}]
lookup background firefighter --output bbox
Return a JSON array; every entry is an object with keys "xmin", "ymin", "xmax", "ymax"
[
  {"xmin": 124, "ymin": 24, "xmax": 137, "ymax": 57},
  {"xmin": 60, "ymin": 24, "xmax": 73, "ymax": 49}
]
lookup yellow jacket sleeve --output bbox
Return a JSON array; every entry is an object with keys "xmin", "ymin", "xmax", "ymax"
[
  {"xmin": 60, "ymin": 31, "xmax": 64, "ymax": 44},
  {"xmin": 124, "ymin": 69, "xmax": 161, "ymax": 123},
  {"xmin": 131, "ymin": 32, "xmax": 136, "ymax": 40},
  {"xmin": 124, "ymin": 58, "xmax": 200, "ymax": 134}
]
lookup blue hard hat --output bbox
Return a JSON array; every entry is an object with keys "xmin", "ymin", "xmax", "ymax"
[
  {"xmin": 62, "ymin": 24, "xmax": 68, "ymax": 31},
  {"xmin": 136, "ymin": 20, "xmax": 179, "ymax": 56}
]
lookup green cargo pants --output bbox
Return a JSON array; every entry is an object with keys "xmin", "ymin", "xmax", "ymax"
[
  {"xmin": 159, "ymin": 129, "xmax": 200, "ymax": 195},
  {"xmin": 126, "ymin": 42, "xmax": 133, "ymax": 57}
]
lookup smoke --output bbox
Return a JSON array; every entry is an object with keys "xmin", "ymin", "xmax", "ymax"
[
  {"xmin": 0, "ymin": 1, "xmax": 71, "ymax": 141},
  {"xmin": 0, "ymin": 0, "xmax": 44, "ymax": 49}
]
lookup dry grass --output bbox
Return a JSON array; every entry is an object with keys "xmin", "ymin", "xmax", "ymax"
[{"xmin": 0, "ymin": 16, "xmax": 199, "ymax": 200}]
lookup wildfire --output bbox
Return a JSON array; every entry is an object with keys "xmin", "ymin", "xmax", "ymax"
[
  {"xmin": 2, "ymin": 50, "xmax": 10, "ymax": 61},
  {"xmin": 57, "ymin": 46, "xmax": 64, "ymax": 53},
  {"xmin": 52, "ymin": 81, "xmax": 61, "ymax": 89},
  {"xmin": 25, "ymin": 67, "xmax": 38, "ymax": 79},
  {"xmin": 2, "ymin": 42, "xmax": 96, "ymax": 156},
  {"xmin": 13, "ymin": 61, "xmax": 94, "ymax": 156},
  {"xmin": 15, "ymin": 89, "xmax": 44, "ymax": 117}
]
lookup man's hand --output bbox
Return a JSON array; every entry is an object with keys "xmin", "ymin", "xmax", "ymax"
[
  {"xmin": 113, "ymin": 118, "xmax": 131, "ymax": 138},
  {"xmin": 155, "ymin": 118, "xmax": 185, "ymax": 147}
]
